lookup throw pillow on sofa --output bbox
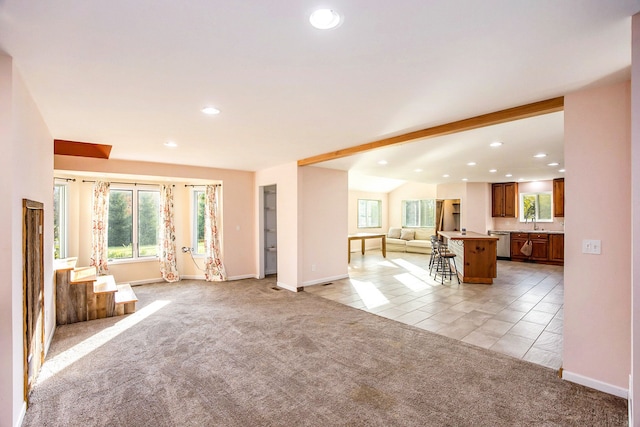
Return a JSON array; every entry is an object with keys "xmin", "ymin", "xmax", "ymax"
[
  {"xmin": 400, "ymin": 229, "xmax": 415, "ymax": 241},
  {"xmin": 388, "ymin": 227, "xmax": 402, "ymax": 239}
]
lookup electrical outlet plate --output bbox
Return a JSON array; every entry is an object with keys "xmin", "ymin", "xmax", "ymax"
[{"xmin": 582, "ymin": 239, "xmax": 601, "ymax": 254}]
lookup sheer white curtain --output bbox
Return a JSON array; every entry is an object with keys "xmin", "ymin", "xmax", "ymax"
[
  {"xmin": 90, "ymin": 181, "xmax": 110, "ymax": 275},
  {"xmin": 159, "ymin": 184, "xmax": 180, "ymax": 282},
  {"xmin": 204, "ymin": 184, "xmax": 227, "ymax": 281}
]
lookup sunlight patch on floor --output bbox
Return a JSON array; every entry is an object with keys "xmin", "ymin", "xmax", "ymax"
[
  {"xmin": 394, "ymin": 272, "xmax": 430, "ymax": 291},
  {"xmin": 376, "ymin": 260, "xmax": 399, "ymax": 268},
  {"xmin": 37, "ymin": 300, "xmax": 171, "ymax": 384},
  {"xmin": 350, "ymin": 279, "xmax": 390, "ymax": 309},
  {"xmin": 391, "ymin": 258, "xmax": 429, "ymax": 275}
]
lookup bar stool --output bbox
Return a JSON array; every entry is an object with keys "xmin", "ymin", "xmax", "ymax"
[
  {"xmin": 428, "ymin": 235, "xmax": 439, "ymax": 272},
  {"xmin": 433, "ymin": 241, "xmax": 459, "ymax": 285}
]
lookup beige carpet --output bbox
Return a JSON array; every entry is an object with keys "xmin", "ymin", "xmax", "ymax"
[{"xmin": 24, "ymin": 278, "xmax": 626, "ymax": 426}]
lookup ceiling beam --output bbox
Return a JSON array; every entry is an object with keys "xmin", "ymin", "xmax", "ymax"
[
  {"xmin": 54, "ymin": 139, "xmax": 112, "ymax": 159},
  {"xmin": 297, "ymin": 96, "xmax": 564, "ymax": 167}
]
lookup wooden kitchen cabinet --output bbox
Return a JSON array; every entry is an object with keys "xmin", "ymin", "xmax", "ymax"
[
  {"xmin": 549, "ymin": 234, "xmax": 564, "ymax": 263},
  {"xmin": 553, "ymin": 178, "xmax": 564, "ymax": 217},
  {"xmin": 510, "ymin": 232, "xmax": 563, "ymax": 266},
  {"xmin": 492, "ymin": 182, "xmax": 518, "ymax": 217},
  {"xmin": 510, "ymin": 232, "xmax": 529, "ymax": 261},
  {"xmin": 530, "ymin": 233, "xmax": 549, "ymax": 261}
]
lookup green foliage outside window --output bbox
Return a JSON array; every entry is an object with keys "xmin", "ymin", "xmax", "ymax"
[
  {"xmin": 195, "ymin": 191, "xmax": 206, "ymax": 254},
  {"xmin": 108, "ymin": 188, "xmax": 160, "ymax": 259},
  {"xmin": 138, "ymin": 191, "xmax": 159, "ymax": 257},
  {"xmin": 108, "ymin": 190, "xmax": 133, "ymax": 258},
  {"xmin": 402, "ymin": 199, "xmax": 435, "ymax": 227},
  {"xmin": 520, "ymin": 192, "xmax": 552, "ymax": 222}
]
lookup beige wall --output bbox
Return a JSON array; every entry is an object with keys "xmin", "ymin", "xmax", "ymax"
[
  {"xmin": 255, "ymin": 164, "xmax": 349, "ymax": 290},
  {"xmin": 255, "ymin": 162, "xmax": 300, "ymax": 290},
  {"xmin": 0, "ymin": 55, "xmax": 54, "ymax": 427},
  {"xmin": 301, "ymin": 166, "xmax": 349, "ymax": 286},
  {"xmin": 54, "ymin": 156, "xmax": 256, "ymax": 281},
  {"xmin": 463, "ymin": 182, "xmax": 492, "ymax": 233},
  {"xmin": 388, "ymin": 181, "xmax": 437, "ymax": 227},
  {"xmin": 437, "ymin": 182, "xmax": 494, "ymax": 234},
  {"xmin": 632, "ymin": 12, "xmax": 640, "ymax": 421},
  {"xmin": 564, "ymin": 80, "xmax": 631, "ymax": 395}
]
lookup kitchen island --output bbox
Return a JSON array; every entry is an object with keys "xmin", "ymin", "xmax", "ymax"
[{"xmin": 438, "ymin": 231, "xmax": 499, "ymax": 284}]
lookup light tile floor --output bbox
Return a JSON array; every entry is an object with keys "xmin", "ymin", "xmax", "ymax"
[{"xmin": 305, "ymin": 250, "xmax": 564, "ymax": 370}]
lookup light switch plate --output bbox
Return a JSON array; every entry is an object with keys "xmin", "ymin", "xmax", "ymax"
[{"xmin": 582, "ymin": 239, "xmax": 602, "ymax": 254}]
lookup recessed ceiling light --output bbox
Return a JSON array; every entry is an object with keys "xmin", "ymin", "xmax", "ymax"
[
  {"xmin": 490, "ymin": 142, "xmax": 503, "ymax": 147},
  {"xmin": 414, "ymin": 168, "xmax": 423, "ymax": 172},
  {"xmin": 505, "ymin": 173, "xmax": 513, "ymax": 177},
  {"xmin": 467, "ymin": 162, "xmax": 476, "ymax": 166},
  {"xmin": 533, "ymin": 153, "xmax": 547, "ymax": 158},
  {"xmin": 378, "ymin": 160, "xmax": 388, "ymax": 165},
  {"xmin": 462, "ymin": 178, "xmax": 468, "ymax": 181},
  {"xmin": 547, "ymin": 162, "xmax": 559, "ymax": 166},
  {"xmin": 518, "ymin": 178, "xmax": 525, "ymax": 181},
  {"xmin": 489, "ymin": 169, "xmax": 497, "ymax": 173},
  {"xmin": 559, "ymin": 169, "xmax": 565, "ymax": 173},
  {"xmin": 442, "ymin": 174, "xmax": 450, "ymax": 178},
  {"xmin": 310, "ymin": 9, "xmax": 341, "ymax": 29},
  {"xmin": 202, "ymin": 106, "xmax": 220, "ymax": 115},
  {"xmin": 164, "ymin": 141, "xmax": 178, "ymax": 148}
]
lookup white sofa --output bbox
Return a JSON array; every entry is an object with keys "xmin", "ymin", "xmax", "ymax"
[{"xmin": 386, "ymin": 227, "xmax": 435, "ymax": 254}]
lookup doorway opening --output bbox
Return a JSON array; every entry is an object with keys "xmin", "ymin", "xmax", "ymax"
[{"xmin": 260, "ymin": 185, "xmax": 277, "ymax": 277}]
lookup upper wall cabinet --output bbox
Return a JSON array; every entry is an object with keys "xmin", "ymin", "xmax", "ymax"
[
  {"xmin": 553, "ymin": 178, "xmax": 565, "ymax": 217},
  {"xmin": 492, "ymin": 182, "xmax": 518, "ymax": 218}
]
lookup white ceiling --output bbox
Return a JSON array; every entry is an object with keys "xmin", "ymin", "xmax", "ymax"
[{"xmin": 1, "ymin": 1, "xmax": 638, "ymax": 188}]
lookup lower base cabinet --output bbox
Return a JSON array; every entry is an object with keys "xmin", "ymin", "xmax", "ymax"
[{"xmin": 510, "ymin": 232, "xmax": 564, "ymax": 266}]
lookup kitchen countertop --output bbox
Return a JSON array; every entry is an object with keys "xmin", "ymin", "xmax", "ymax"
[
  {"xmin": 439, "ymin": 231, "xmax": 499, "ymax": 240},
  {"xmin": 490, "ymin": 230, "xmax": 564, "ymax": 235}
]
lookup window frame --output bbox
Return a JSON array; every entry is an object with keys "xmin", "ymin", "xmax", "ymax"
[
  {"xmin": 357, "ymin": 199, "xmax": 382, "ymax": 229},
  {"xmin": 519, "ymin": 191, "xmax": 554, "ymax": 223},
  {"xmin": 401, "ymin": 199, "xmax": 436, "ymax": 228},
  {"xmin": 107, "ymin": 185, "xmax": 161, "ymax": 262},
  {"xmin": 54, "ymin": 182, "xmax": 68, "ymax": 259}
]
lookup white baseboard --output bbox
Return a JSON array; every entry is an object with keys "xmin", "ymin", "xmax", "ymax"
[
  {"xmin": 276, "ymin": 281, "xmax": 301, "ymax": 292},
  {"xmin": 128, "ymin": 278, "xmax": 164, "ymax": 286},
  {"xmin": 15, "ymin": 401, "xmax": 26, "ymax": 427},
  {"xmin": 179, "ymin": 274, "xmax": 205, "ymax": 280},
  {"xmin": 227, "ymin": 274, "xmax": 259, "ymax": 281},
  {"xmin": 562, "ymin": 370, "xmax": 628, "ymax": 398},
  {"xmin": 45, "ymin": 323, "xmax": 56, "ymax": 355},
  {"xmin": 302, "ymin": 274, "xmax": 349, "ymax": 287}
]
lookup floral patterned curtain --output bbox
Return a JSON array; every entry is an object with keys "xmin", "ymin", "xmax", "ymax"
[
  {"xmin": 90, "ymin": 181, "xmax": 110, "ymax": 275},
  {"xmin": 204, "ymin": 184, "xmax": 227, "ymax": 281},
  {"xmin": 159, "ymin": 184, "xmax": 180, "ymax": 282}
]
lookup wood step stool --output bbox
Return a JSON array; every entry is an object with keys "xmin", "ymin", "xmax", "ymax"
[{"xmin": 115, "ymin": 284, "xmax": 138, "ymax": 315}]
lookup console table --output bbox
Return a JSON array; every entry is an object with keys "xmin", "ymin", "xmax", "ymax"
[{"xmin": 348, "ymin": 233, "xmax": 386, "ymax": 263}]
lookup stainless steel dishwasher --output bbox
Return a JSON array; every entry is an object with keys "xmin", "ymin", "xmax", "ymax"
[{"xmin": 488, "ymin": 231, "xmax": 511, "ymax": 260}]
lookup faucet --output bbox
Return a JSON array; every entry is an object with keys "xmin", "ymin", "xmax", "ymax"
[{"xmin": 525, "ymin": 216, "xmax": 539, "ymax": 230}]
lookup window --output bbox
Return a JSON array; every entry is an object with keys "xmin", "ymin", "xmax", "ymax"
[
  {"xmin": 108, "ymin": 187, "xmax": 160, "ymax": 260},
  {"xmin": 357, "ymin": 199, "xmax": 382, "ymax": 228},
  {"xmin": 402, "ymin": 199, "xmax": 435, "ymax": 227},
  {"xmin": 192, "ymin": 189, "xmax": 206, "ymax": 255},
  {"xmin": 53, "ymin": 183, "xmax": 68, "ymax": 259},
  {"xmin": 519, "ymin": 192, "xmax": 553, "ymax": 223}
]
